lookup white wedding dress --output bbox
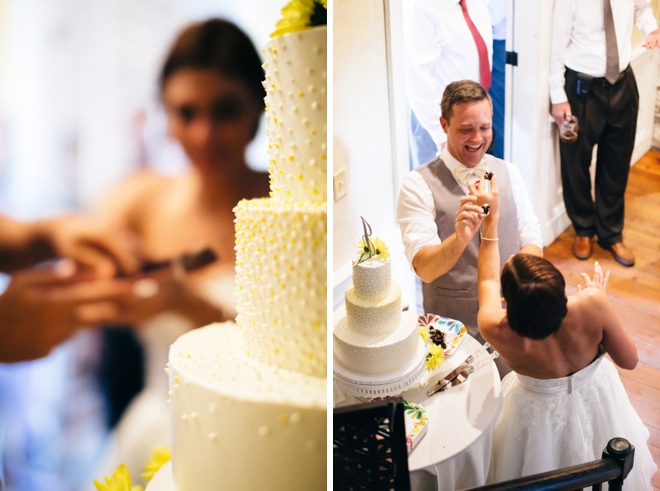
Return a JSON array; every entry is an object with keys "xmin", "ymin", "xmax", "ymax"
[{"xmin": 488, "ymin": 354, "xmax": 656, "ymax": 490}]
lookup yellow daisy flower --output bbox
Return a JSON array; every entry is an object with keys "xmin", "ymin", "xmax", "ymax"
[
  {"xmin": 419, "ymin": 327, "xmax": 430, "ymax": 342},
  {"xmin": 425, "ymin": 344, "xmax": 445, "ymax": 372},
  {"xmin": 371, "ymin": 237, "xmax": 390, "ymax": 260},
  {"xmin": 93, "ymin": 464, "xmax": 143, "ymax": 491},
  {"xmin": 356, "ymin": 236, "xmax": 390, "ymax": 263},
  {"xmin": 271, "ymin": 0, "xmax": 328, "ymax": 38},
  {"xmin": 142, "ymin": 446, "xmax": 171, "ymax": 483}
]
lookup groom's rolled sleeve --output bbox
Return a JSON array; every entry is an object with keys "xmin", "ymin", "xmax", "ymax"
[{"xmin": 396, "ymin": 171, "xmax": 442, "ymax": 273}]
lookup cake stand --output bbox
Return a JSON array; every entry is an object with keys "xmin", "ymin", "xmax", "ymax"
[{"xmin": 333, "ymin": 337, "xmax": 427, "ymax": 400}]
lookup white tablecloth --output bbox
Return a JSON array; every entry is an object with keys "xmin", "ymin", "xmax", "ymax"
[{"xmin": 335, "ymin": 334, "xmax": 502, "ymax": 491}]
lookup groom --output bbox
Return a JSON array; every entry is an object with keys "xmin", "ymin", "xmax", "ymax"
[{"xmin": 397, "ymin": 80, "xmax": 543, "ymax": 346}]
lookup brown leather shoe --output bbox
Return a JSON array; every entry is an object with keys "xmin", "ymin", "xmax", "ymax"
[
  {"xmin": 573, "ymin": 235, "xmax": 593, "ymax": 260},
  {"xmin": 605, "ymin": 242, "xmax": 635, "ymax": 267}
]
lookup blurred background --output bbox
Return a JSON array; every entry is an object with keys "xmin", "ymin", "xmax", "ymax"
[{"xmin": 0, "ymin": 1, "xmax": 280, "ymax": 489}]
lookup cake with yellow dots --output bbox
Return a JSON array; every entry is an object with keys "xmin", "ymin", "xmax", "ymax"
[
  {"xmin": 333, "ymin": 234, "xmax": 426, "ymax": 399},
  {"xmin": 160, "ymin": 3, "xmax": 327, "ymax": 491}
]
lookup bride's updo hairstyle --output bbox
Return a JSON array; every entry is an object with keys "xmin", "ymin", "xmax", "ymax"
[{"xmin": 500, "ymin": 254, "xmax": 568, "ymax": 340}]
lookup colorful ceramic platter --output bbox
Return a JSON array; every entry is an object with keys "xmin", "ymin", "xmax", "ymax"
[
  {"xmin": 417, "ymin": 314, "xmax": 467, "ymax": 356},
  {"xmin": 403, "ymin": 400, "xmax": 428, "ymax": 452}
]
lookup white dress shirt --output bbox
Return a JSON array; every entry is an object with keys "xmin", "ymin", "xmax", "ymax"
[
  {"xmin": 549, "ymin": 0, "xmax": 659, "ymax": 104},
  {"xmin": 489, "ymin": 0, "xmax": 507, "ymax": 41},
  {"xmin": 403, "ymin": 0, "xmax": 493, "ymax": 151},
  {"xmin": 396, "ymin": 149, "xmax": 543, "ymax": 269}
]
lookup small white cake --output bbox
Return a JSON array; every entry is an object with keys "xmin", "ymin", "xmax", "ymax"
[{"xmin": 333, "ymin": 242, "xmax": 425, "ymax": 397}]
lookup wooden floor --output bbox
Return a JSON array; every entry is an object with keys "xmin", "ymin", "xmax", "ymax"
[{"xmin": 543, "ymin": 150, "xmax": 660, "ymax": 489}]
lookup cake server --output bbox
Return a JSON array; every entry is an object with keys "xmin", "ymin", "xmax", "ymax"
[
  {"xmin": 427, "ymin": 363, "xmax": 470, "ymax": 396},
  {"xmin": 433, "ymin": 351, "xmax": 501, "ymax": 392},
  {"xmin": 426, "ymin": 343, "xmax": 494, "ymax": 396}
]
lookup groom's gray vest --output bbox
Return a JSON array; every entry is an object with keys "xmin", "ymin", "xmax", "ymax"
[{"xmin": 416, "ymin": 156, "xmax": 520, "ymax": 338}]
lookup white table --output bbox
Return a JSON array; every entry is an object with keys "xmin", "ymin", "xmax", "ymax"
[{"xmin": 335, "ymin": 334, "xmax": 502, "ymax": 491}]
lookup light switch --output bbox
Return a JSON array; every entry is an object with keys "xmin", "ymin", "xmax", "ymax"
[{"xmin": 333, "ymin": 167, "xmax": 348, "ymax": 201}]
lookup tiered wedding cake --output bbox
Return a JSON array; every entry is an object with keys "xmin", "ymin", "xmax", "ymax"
[
  {"xmin": 148, "ymin": 8, "xmax": 327, "ymax": 491},
  {"xmin": 333, "ymin": 232, "xmax": 426, "ymax": 398}
]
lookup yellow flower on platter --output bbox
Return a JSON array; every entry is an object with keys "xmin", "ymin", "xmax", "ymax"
[
  {"xmin": 93, "ymin": 464, "xmax": 143, "ymax": 491},
  {"xmin": 419, "ymin": 327, "xmax": 430, "ymax": 342},
  {"xmin": 271, "ymin": 0, "xmax": 328, "ymax": 38},
  {"xmin": 425, "ymin": 344, "xmax": 445, "ymax": 372},
  {"xmin": 142, "ymin": 446, "xmax": 171, "ymax": 483}
]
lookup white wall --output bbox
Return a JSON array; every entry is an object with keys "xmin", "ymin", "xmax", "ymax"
[
  {"xmin": 630, "ymin": 47, "xmax": 660, "ymax": 163},
  {"xmin": 332, "ymin": 0, "xmax": 416, "ymax": 311},
  {"xmin": 508, "ymin": 0, "xmax": 570, "ymax": 246}
]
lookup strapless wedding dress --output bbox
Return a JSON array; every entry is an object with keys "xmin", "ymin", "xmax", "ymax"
[{"xmin": 488, "ymin": 355, "xmax": 656, "ymax": 490}]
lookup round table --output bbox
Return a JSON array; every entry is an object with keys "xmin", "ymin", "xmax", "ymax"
[{"xmin": 335, "ymin": 334, "xmax": 503, "ymax": 491}]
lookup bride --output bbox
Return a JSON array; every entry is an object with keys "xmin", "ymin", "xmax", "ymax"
[
  {"xmin": 93, "ymin": 18, "xmax": 269, "ymax": 483},
  {"xmin": 472, "ymin": 175, "xmax": 656, "ymax": 489}
]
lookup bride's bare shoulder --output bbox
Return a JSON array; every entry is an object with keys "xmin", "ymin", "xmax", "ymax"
[
  {"xmin": 570, "ymin": 287, "xmax": 608, "ymax": 310},
  {"xmin": 100, "ymin": 169, "xmax": 178, "ymax": 222},
  {"xmin": 566, "ymin": 288, "xmax": 610, "ymax": 333},
  {"xmin": 118, "ymin": 169, "xmax": 175, "ymax": 196}
]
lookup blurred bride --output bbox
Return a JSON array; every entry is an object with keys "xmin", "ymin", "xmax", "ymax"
[{"xmin": 94, "ymin": 17, "xmax": 269, "ymax": 482}]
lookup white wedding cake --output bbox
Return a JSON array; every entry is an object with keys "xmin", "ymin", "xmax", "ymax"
[
  {"xmin": 148, "ymin": 9, "xmax": 327, "ymax": 491},
  {"xmin": 333, "ymin": 235, "xmax": 426, "ymax": 398}
]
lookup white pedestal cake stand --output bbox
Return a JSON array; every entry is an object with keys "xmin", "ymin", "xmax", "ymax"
[{"xmin": 333, "ymin": 338, "xmax": 427, "ymax": 400}]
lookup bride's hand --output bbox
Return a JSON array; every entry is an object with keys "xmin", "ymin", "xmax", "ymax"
[
  {"xmin": 578, "ymin": 261, "xmax": 610, "ymax": 293},
  {"xmin": 468, "ymin": 174, "xmax": 499, "ymax": 219}
]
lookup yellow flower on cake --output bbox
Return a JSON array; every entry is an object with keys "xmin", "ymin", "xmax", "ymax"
[
  {"xmin": 356, "ymin": 236, "xmax": 390, "ymax": 263},
  {"xmin": 142, "ymin": 446, "xmax": 171, "ymax": 483},
  {"xmin": 93, "ymin": 464, "xmax": 143, "ymax": 491},
  {"xmin": 271, "ymin": 0, "xmax": 328, "ymax": 37},
  {"xmin": 425, "ymin": 344, "xmax": 445, "ymax": 372}
]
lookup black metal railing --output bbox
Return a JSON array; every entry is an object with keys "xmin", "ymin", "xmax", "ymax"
[{"xmin": 463, "ymin": 437, "xmax": 635, "ymax": 491}]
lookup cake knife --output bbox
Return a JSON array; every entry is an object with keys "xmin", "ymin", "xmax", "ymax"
[
  {"xmin": 118, "ymin": 246, "xmax": 218, "ymax": 279},
  {"xmin": 426, "ymin": 343, "xmax": 492, "ymax": 396}
]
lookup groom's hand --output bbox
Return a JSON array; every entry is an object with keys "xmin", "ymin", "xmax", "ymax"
[{"xmin": 455, "ymin": 195, "xmax": 483, "ymax": 245}]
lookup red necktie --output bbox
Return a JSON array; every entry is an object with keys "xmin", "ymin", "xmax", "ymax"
[{"xmin": 459, "ymin": 0, "xmax": 491, "ymax": 91}]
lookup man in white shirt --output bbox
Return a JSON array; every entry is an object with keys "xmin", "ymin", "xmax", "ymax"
[
  {"xmin": 397, "ymin": 80, "xmax": 543, "ymax": 347},
  {"xmin": 549, "ymin": 0, "xmax": 660, "ymax": 267},
  {"xmin": 403, "ymin": 0, "xmax": 493, "ymax": 167}
]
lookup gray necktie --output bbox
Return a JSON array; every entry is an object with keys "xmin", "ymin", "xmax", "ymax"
[{"xmin": 604, "ymin": 0, "xmax": 620, "ymax": 84}]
